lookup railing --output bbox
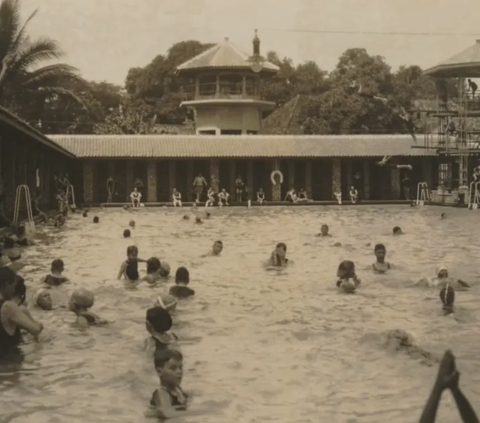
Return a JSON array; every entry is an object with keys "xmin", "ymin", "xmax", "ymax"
[
  {"xmin": 468, "ymin": 181, "xmax": 480, "ymax": 209},
  {"xmin": 180, "ymin": 83, "xmax": 263, "ymax": 101},
  {"xmin": 416, "ymin": 182, "xmax": 429, "ymax": 206},
  {"xmin": 13, "ymin": 185, "xmax": 35, "ymax": 235}
]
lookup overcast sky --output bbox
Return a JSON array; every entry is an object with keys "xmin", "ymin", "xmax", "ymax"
[{"xmin": 21, "ymin": 0, "xmax": 480, "ymax": 86}]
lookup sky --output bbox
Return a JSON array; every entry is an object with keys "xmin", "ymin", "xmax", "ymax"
[{"xmin": 20, "ymin": 0, "xmax": 480, "ymax": 86}]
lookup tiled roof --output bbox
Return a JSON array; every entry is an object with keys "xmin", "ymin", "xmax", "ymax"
[
  {"xmin": 424, "ymin": 40, "xmax": 480, "ymax": 77},
  {"xmin": 177, "ymin": 38, "xmax": 279, "ymax": 72},
  {"xmin": 262, "ymin": 94, "xmax": 311, "ymax": 135},
  {"xmin": 46, "ymin": 134, "xmax": 435, "ymax": 159}
]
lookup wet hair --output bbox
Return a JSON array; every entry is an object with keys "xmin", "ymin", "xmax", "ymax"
[
  {"xmin": 214, "ymin": 240, "xmax": 223, "ymax": 245},
  {"xmin": 93, "ymin": 216, "xmax": 99, "ymax": 223},
  {"xmin": 276, "ymin": 242, "xmax": 287, "ymax": 251},
  {"xmin": 146, "ymin": 306, "xmax": 173, "ymax": 333},
  {"xmin": 0, "ymin": 267, "xmax": 17, "ymax": 296},
  {"xmin": 393, "ymin": 226, "xmax": 402, "ymax": 234},
  {"xmin": 175, "ymin": 267, "xmax": 190, "ymax": 284},
  {"xmin": 14, "ymin": 275, "xmax": 26, "ymax": 305},
  {"xmin": 195, "ymin": 217, "xmax": 202, "ymax": 223},
  {"xmin": 123, "ymin": 229, "xmax": 131, "ymax": 238},
  {"xmin": 154, "ymin": 348, "xmax": 183, "ymax": 368},
  {"xmin": 129, "ymin": 220, "xmax": 135, "ymax": 227},
  {"xmin": 4, "ymin": 238, "xmax": 15, "ymax": 249},
  {"xmin": 440, "ymin": 285, "xmax": 455, "ymax": 306},
  {"xmin": 206, "ymin": 212, "xmax": 211, "ymax": 218},
  {"xmin": 51, "ymin": 259, "xmax": 64, "ymax": 272},
  {"xmin": 321, "ymin": 224, "xmax": 329, "ymax": 229},
  {"xmin": 127, "ymin": 245, "xmax": 138, "ymax": 256},
  {"xmin": 16, "ymin": 226, "xmax": 25, "ymax": 236},
  {"xmin": 183, "ymin": 215, "xmax": 190, "ymax": 220},
  {"xmin": 337, "ymin": 260, "xmax": 355, "ymax": 279},
  {"xmin": 374, "ymin": 244, "xmax": 386, "ymax": 252},
  {"xmin": 82, "ymin": 212, "xmax": 88, "ymax": 217},
  {"xmin": 147, "ymin": 257, "xmax": 161, "ymax": 274}
]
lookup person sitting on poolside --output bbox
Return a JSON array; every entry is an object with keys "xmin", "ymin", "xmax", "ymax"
[
  {"xmin": 169, "ymin": 267, "xmax": 195, "ymax": 299},
  {"xmin": 431, "ymin": 267, "xmax": 469, "ymax": 291},
  {"xmin": 69, "ymin": 288, "xmax": 108, "ymax": 328},
  {"xmin": 218, "ymin": 189, "xmax": 229, "ymax": 206},
  {"xmin": 372, "ymin": 244, "xmax": 392, "ymax": 274},
  {"xmin": 145, "ymin": 306, "xmax": 178, "ymax": 355},
  {"xmin": 148, "ymin": 349, "xmax": 189, "ymax": 420},
  {"xmin": 117, "ymin": 245, "xmax": 147, "ymax": 283},
  {"xmin": 41, "ymin": 259, "xmax": 69, "ymax": 286},
  {"xmin": 285, "ymin": 189, "xmax": 298, "ymax": 203},
  {"xmin": 336, "ymin": 260, "xmax": 361, "ymax": 294},
  {"xmin": 172, "ymin": 189, "xmax": 182, "ymax": 207},
  {"xmin": 257, "ymin": 188, "xmax": 265, "ymax": 205},
  {"xmin": 349, "ymin": 186, "xmax": 359, "ymax": 204},
  {"xmin": 392, "ymin": 226, "xmax": 403, "ymax": 235},
  {"xmin": 333, "ymin": 187, "xmax": 342, "ymax": 205},
  {"xmin": 269, "ymin": 243, "xmax": 289, "ymax": 267},
  {"xmin": 130, "ymin": 188, "xmax": 142, "ymax": 208},
  {"xmin": 205, "ymin": 187, "xmax": 215, "ymax": 207},
  {"xmin": 297, "ymin": 188, "xmax": 308, "ymax": 202},
  {"xmin": 317, "ymin": 224, "xmax": 331, "ymax": 237}
]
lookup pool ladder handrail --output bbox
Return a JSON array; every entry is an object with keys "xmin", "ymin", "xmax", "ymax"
[
  {"xmin": 66, "ymin": 185, "xmax": 76, "ymax": 209},
  {"xmin": 468, "ymin": 181, "xmax": 480, "ymax": 209},
  {"xmin": 416, "ymin": 182, "xmax": 429, "ymax": 206},
  {"xmin": 13, "ymin": 184, "xmax": 35, "ymax": 234}
]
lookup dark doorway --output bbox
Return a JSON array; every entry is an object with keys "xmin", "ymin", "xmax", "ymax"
[
  {"xmin": 294, "ymin": 160, "xmax": 307, "ymax": 192},
  {"xmin": 175, "ymin": 161, "xmax": 189, "ymax": 201},
  {"xmin": 157, "ymin": 161, "xmax": 170, "ymax": 202},
  {"xmin": 311, "ymin": 160, "xmax": 332, "ymax": 200},
  {"xmin": 370, "ymin": 160, "xmax": 390, "ymax": 200},
  {"xmin": 253, "ymin": 160, "xmax": 271, "ymax": 200},
  {"xmin": 94, "ymin": 160, "xmax": 109, "ymax": 203},
  {"xmin": 279, "ymin": 160, "xmax": 291, "ymax": 200}
]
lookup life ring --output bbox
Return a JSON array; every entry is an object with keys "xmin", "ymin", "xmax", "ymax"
[
  {"xmin": 271, "ymin": 170, "xmax": 284, "ymax": 185},
  {"xmin": 36, "ymin": 169, "xmax": 40, "ymax": 188}
]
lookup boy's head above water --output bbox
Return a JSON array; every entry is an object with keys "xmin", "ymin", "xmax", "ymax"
[
  {"xmin": 69, "ymin": 288, "xmax": 94, "ymax": 312},
  {"xmin": 147, "ymin": 257, "xmax": 161, "ymax": 274},
  {"xmin": 392, "ymin": 226, "xmax": 402, "ymax": 235},
  {"xmin": 93, "ymin": 216, "xmax": 99, "ymax": 224},
  {"xmin": 337, "ymin": 260, "xmax": 355, "ymax": 279},
  {"xmin": 275, "ymin": 243, "xmax": 287, "ymax": 258},
  {"xmin": 35, "ymin": 289, "xmax": 52, "ymax": 310},
  {"xmin": 123, "ymin": 229, "xmax": 131, "ymax": 238},
  {"xmin": 195, "ymin": 217, "xmax": 202, "ymax": 224},
  {"xmin": 437, "ymin": 267, "xmax": 448, "ymax": 279},
  {"xmin": 175, "ymin": 267, "xmax": 189, "ymax": 285},
  {"xmin": 154, "ymin": 348, "xmax": 183, "ymax": 387},
  {"xmin": 51, "ymin": 258, "xmax": 64, "ymax": 273},
  {"xmin": 213, "ymin": 241, "xmax": 223, "ymax": 255},
  {"xmin": 129, "ymin": 220, "xmax": 135, "ymax": 228},
  {"xmin": 374, "ymin": 244, "xmax": 386, "ymax": 261},
  {"xmin": 183, "ymin": 215, "xmax": 190, "ymax": 220},
  {"xmin": 146, "ymin": 306, "xmax": 173, "ymax": 335},
  {"xmin": 127, "ymin": 245, "xmax": 138, "ymax": 260},
  {"xmin": 320, "ymin": 224, "xmax": 329, "ymax": 235}
]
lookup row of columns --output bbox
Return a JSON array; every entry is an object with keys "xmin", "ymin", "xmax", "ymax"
[{"xmin": 82, "ymin": 158, "xmax": 423, "ymax": 204}]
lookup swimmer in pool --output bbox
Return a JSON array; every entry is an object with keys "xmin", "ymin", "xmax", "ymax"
[
  {"xmin": 82, "ymin": 211, "xmax": 88, "ymax": 218},
  {"xmin": 393, "ymin": 226, "xmax": 403, "ymax": 235},
  {"xmin": 432, "ymin": 267, "xmax": 469, "ymax": 291},
  {"xmin": 123, "ymin": 229, "xmax": 131, "ymax": 238},
  {"xmin": 145, "ymin": 306, "xmax": 178, "ymax": 355},
  {"xmin": 156, "ymin": 294, "xmax": 178, "ymax": 313},
  {"xmin": 3, "ymin": 238, "xmax": 21, "ymax": 262},
  {"xmin": 117, "ymin": 245, "xmax": 147, "ymax": 282},
  {"xmin": 372, "ymin": 244, "xmax": 392, "ymax": 273},
  {"xmin": 440, "ymin": 285, "xmax": 455, "ymax": 315},
  {"xmin": 148, "ymin": 349, "xmax": 189, "ymax": 420},
  {"xmin": 195, "ymin": 217, "xmax": 203, "ymax": 224},
  {"xmin": 336, "ymin": 260, "xmax": 361, "ymax": 293},
  {"xmin": 32, "ymin": 288, "xmax": 53, "ymax": 311},
  {"xmin": 143, "ymin": 257, "xmax": 163, "ymax": 285},
  {"xmin": 93, "ymin": 216, "xmax": 99, "ymax": 224},
  {"xmin": 169, "ymin": 267, "xmax": 195, "ymax": 299},
  {"xmin": 268, "ymin": 243, "xmax": 289, "ymax": 267},
  {"xmin": 12, "ymin": 225, "xmax": 33, "ymax": 246},
  {"xmin": 317, "ymin": 224, "xmax": 331, "ymax": 237},
  {"xmin": 41, "ymin": 259, "xmax": 70, "ymax": 286},
  {"xmin": 201, "ymin": 240, "xmax": 223, "ymax": 257},
  {"xmin": 69, "ymin": 288, "xmax": 108, "ymax": 328},
  {"xmin": 182, "ymin": 214, "xmax": 190, "ymax": 220},
  {"xmin": 129, "ymin": 220, "xmax": 135, "ymax": 228},
  {"xmin": 441, "ymin": 213, "xmax": 447, "ymax": 220}
]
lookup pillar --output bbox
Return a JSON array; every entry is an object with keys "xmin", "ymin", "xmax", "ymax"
[
  {"xmin": 346, "ymin": 159, "xmax": 353, "ymax": 189},
  {"xmin": 147, "ymin": 161, "xmax": 157, "ymax": 202},
  {"xmin": 363, "ymin": 160, "xmax": 370, "ymax": 200},
  {"xmin": 83, "ymin": 160, "xmax": 94, "ymax": 204},
  {"xmin": 187, "ymin": 161, "xmax": 194, "ymax": 201},
  {"xmin": 287, "ymin": 160, "xmax": 295, "ymax": 190},
  {"xmin": 247, "ymin": 160, "xmax": 254, "ymax": 191},
  {"xmin": 422, "ymin": 159, "xmax": 432, "ymax": 188},
  {"xmin": 271, "ymin": 159, "xmax": 281, "ymax": 201},
  {"xmin": 108, "ymin": 161, "xmax": 115, "ymax": 179},
  {"xmin": 126, "ymin": 161, "xmax": 134, "ymax": 201},
  {"xmin": 391, "ymin": 167, "xmax": 401, "ymax": 199},
  {"xmin": 305, "ymin": 160, "xmax": 312, "ymax": 199},
  {"xmin": 210, "ymin": 159, "xmax": 219, "ymax": 193},
  {"xmin": 332, "ymin": 158, "xmax": 341, "ymax": 199},
  {"xmin": 229, "ymin": 161, "xmax": 236, "ymax": 198},
  {"xmin": 168, "ymin": 161, "xmax": 176, "ymax": 200}
]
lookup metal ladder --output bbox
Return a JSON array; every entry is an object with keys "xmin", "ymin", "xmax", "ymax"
[
  {"xmin": 66, "ymin": 185, "xmax": 76, "ymax": 209},
  {"xmin": 416, "ymin": 182, "xmax": 429, "ymax": 206},
  {"xmin": 13, "ymin": 185, "xmax": 35, "ymax": 235},
  {"xmin": 468, "ymin": 181, "xmax": 480, "ymax": 209}
]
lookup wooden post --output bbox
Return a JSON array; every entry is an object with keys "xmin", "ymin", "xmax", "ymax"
[
  {"xmin": 391, "ymin": 167, "xmax": 401, "ymax": 199},
  {"xmin": 247, "ymin": 160, "xmax": 254, "ymax": 191},
  {"xmin": 331, "ymin": 159, "xmax": 341, "ymax": 199},
  {"xmin": 305, "ymin": 160, "xmax": 312, "ymax": 199},
  {"xmin": 363, "ymin": 160, "xmax": 370, "ymax": 200},
  {"xmin": 229, "ymin": 161, "xmax": 236, "ymax": 199},
  {"xmin": 83, "ymin": 160, "xmax": 94, "ymax": 204},
  {"xmin": 422, "ymin": 159, "xmax": 432, "ymax": 188},
  {"xmin": 346, "ymin": 159, "xmax": 353, "ymax": 189},
  {"xmin": 168, "ymin": 161, "xmax": 176, "ymax": 201},
  {"xmin": 147, "ymin": 161, "xmax": 157, "ymax": 202}
]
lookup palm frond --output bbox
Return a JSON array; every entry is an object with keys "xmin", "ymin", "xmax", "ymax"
[
  {"xmin": 11, "ymin": 7, "xmax": 37, "ymax": 53},
  {"xmin": 0, "ymin": 0, "xmax": 20, "ymax": 60},
  {"xmin": 27, "ymin": 86, "xmax": 87, "ymax": 108},
  {"xmin": 17, "ymin": 64, "xmax": 79, "ymax": 87}
]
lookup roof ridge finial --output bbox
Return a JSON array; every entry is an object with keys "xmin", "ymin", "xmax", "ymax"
[{"xmin": 253, "ymin": 29, "xmax": 260, "ymax": 56}]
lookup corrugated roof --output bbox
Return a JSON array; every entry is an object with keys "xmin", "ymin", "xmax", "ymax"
[
  {"xmin": 424, "ymin": 40, "xmax": 480, "ymax": 77},
  {"xmin": 262, "ymin": 95, "xmax": 311, "ymax": 135},
  {"xmin": 46, "ymin": 134, "xmax": 435, "ymax": 159},
  {"xmin": 177, "ymin": 38, "xmax": 279, "ymax": 72}
]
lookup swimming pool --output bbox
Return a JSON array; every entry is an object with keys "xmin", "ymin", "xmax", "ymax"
[{"xmin": 1, "ymin": 205, "xmax": 480, "ymax": 423}]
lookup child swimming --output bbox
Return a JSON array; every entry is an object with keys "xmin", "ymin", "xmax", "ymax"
[
  {"xmin": 432, "ymin": 267, "xmax": 469, "ymax": 290},
  {"xmin": 268, "ymin": 243, "xmax": 289, "ymax": 267},
  {"xmin": 123, "ymin": 229, "xmax": 131, "ymax": 238},
  {"xmin": 393, "ymin": 226, "xmax": 403, "ymax": 235},
  {"xmin": 169, "ymin": 267, "xmax": 195, "ymax": 299},
  {"xmin": 117, "ymin": 246, "xmax": 147, "ymax": 282},
  {"xmin": 317, "ymin": 224, "xmax": 331, "ymax": 237},
  {"xmin": 41, "ymin": 259, "xmax": 69, "ymax": 286},
  {"xmin": 372, "ymin": 244, "xmax": 392, "ymax": 274},
  {"xmin": 93, "ymin": 216, "xmax": 99, "ymax": 224},
  {"xmin": 149, "ymin": 349, "xmax": 188, "ymax": 420},
  {"xmin": 336, "ymin": 260, "xmax": 361, "ymax": 293},
  {"xmin": 145, "ymin": 306, "xmax": 177, "ymax": 354},
  {"xmin": 156, "ymin": 294, "xmax": 178, "ymax": 313},
  {"xmin": 129, "ymin": 220, "xmax": 135, "ymax": 228},
  {"xmin": 69, "ymin": 288, "xmax": 108, "ymax": 328},
  {"xmin": 32, "ymin": 288, "xmax": 53, "ymax": 311},
  {"xmin": 440, "ymin": 285, "xmax": 455, "ymax": 315},
  {"xmin": 143, "ymin": 257, "xmax": 163, "ymax": 284}
]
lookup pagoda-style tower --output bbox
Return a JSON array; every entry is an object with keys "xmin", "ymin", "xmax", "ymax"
[{"xmin": 177, "ymin": 31, "xmax": 279, "ymax": 135}]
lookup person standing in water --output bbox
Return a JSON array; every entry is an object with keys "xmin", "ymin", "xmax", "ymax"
[
  {"xmin": 372, "ymin": 244, "xmax": 392, "ymax": 273},
  {"xmin": 192, "ymin": 173, "xmax": 207, "ymax": 202}
]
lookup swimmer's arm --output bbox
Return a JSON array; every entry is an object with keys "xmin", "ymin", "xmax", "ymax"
[
  {"xmin": 137, "ymin": 257, "xmax": 147, "ymax": 263},
  {"xmin": 419, "ymin": 382, "xmax": 443, "ymax": 423},
  {"xmin": 117, "ymin": 262, "xmax": 127, "ymax": 280},
  {"xmin": 152, "ymin": 390, "xmax": 193, "ymax": 419},
  {"xmin": 4, "ymin": 302, "xmax": 43, "ymax": 336},
  {"xmin": 450, "ymin": 385, "xmax": 480, "ymax": 423},
  {"xmin": 457, "ymin": 279, "xmax": 470, "ymax": 288}
]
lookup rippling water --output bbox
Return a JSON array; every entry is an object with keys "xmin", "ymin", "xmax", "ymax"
[{"xmin": 1, "ymin": 205, "xmax": 480, "ymax": 423}]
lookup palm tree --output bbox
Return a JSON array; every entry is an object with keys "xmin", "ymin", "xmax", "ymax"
[{"xmin": 0, "ymin": 0, "xmax": 83, "ymax": 115}]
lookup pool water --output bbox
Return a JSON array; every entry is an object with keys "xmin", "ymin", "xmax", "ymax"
[{"xmin": 1, "ymin": 205, "xmax": 480, "ymax": 423}]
